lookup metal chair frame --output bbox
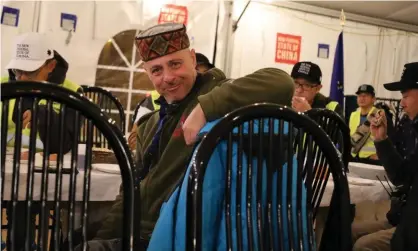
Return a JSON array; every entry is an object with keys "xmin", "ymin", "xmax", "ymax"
[
  {"xmin": 186, "ymin": 103, "xmax": 352, "ymax": 251},
  {"xmin": 1, "ymin": 81, "xmax": 134, "ymax": 251}
]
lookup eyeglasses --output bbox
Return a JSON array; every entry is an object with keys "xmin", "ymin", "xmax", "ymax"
[
  {"xmin": 294, "ymin": 82, "xmax": 318, "ymax": 91},
  {"xmin": 12, "ymin": 67, "xmax": 42, "ymax": 80}
]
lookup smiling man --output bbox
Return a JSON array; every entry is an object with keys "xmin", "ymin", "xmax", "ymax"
[{"xmin": 82, "ymin": 23, "xmax": 295, "ymax": 251}]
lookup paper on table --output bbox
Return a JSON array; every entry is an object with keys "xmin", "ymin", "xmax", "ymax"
[{"xmin": 347, "ymin": 176, "xmax": 375, "ymax": 186}]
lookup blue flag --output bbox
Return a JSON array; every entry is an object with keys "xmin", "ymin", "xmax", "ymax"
[{"xmin": 330, "ymin": 31, "xmax": 344, "ymax": 108}]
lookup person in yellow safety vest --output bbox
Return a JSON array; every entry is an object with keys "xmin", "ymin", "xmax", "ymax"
[
  {"xmin": 349, "ymin": 84, "xmax": 379, "ymax": 161},
  {"xmin": 290, "ymin": 61, "xmax": 344, "ymax": 118},
  {"xmin": 2, "ymin": 32, "xmax": 82, "ymax": 154},
  {"xmin": 2, "ymin": 32, "xmax": 83, "ymax": 251}
]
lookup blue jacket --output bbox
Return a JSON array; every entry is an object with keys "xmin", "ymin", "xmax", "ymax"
[{"xmin": 148, "ymin": 119, "xmax": 313, "ymax": 251}]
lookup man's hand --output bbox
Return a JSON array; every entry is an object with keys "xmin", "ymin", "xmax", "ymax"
[
  {"xmin": 292, "ymin": 96, "xmax": 312, "ymax": 112},
  {"xmin": 127, "ymin": 123, "xmax": 138, "ymax": 150},
  {"xmin": 22, "ymin": 110, "xmax": 32, "ymax": 128},
  {"xmin": 370, "ymin": 110, "xmax": 388, "ymax": 141},
  {"xmin": 128, "ymin": 131, "xmax": 137, "ymax": 150},
  {"xmin": 182, "ymin": 103, "xmax": 207, "ymax": 146}
]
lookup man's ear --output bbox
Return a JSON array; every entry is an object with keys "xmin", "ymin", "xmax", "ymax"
[
  {"xmin": 190, "ymin": 48, "xmax": 196, "ymax": 68},
  {"xmin": 317, "ymin": 84, "xmax": 323, "ymax": 91},
  {"xmin": 46, "ymin": 59, "xmax": 57, "ymax": 73}
]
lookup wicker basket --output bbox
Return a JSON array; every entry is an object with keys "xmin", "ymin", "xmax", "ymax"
[{"xmin": 92, "ymin": 148, "xmax": 118, "ymax": 164}]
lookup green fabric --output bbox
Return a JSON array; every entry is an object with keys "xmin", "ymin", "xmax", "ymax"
[{"xmin": 95, "ymin": 67, "xmax": 295, "ymax": 240}]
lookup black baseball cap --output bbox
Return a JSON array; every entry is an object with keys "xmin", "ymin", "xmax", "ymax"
[
  {"xmin": 356, "ymin": 84, "xmax": 375, "ymax": 96},
  {"xmin": 291, "ymin": 61, "xmax": 322, "ymax": 85},
  {"xmin": 196, "ymin": 53, "xmax": 214, "ymax": 69},
  {"xmin": 384, "ymin": 62, "xmax": 418, "ymax": 92}
]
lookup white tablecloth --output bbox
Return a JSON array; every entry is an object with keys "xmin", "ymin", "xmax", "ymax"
[
  {"xmin": 320, "ymin": 162, "xmax": 390, "ymax": 207},
  {"xmin": 3, "ymin": 160, "xmax": 121, "ymax": 202},
  {"xmin": 348, "ymin": 162, "xmax": 387, "ymax": 180},
  {"xmin": 3, "ymin": 157, "xmax": 390, "ymax": 206},
  {"xmin": 319, "ymin": 175, "xmax": 390, "ymax": 207}
]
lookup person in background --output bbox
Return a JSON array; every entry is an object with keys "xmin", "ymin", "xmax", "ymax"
[
  {"xmin": 128, "ymin": 90, "xmax": 160, "ymax": 149},
  {"xmin": 352, "ymin": 62, "xmax": 418, "ymax": 251},
  {"xmin": 2, "ymin": 32, "xmax": 82, "ymax": 251},
  {"xmin": 349, "ymin": 84, "xmax": 379, "ymax": 162},
  {"xmin": 128, "ymin": 52, "xmax": 215, "ymax": 149},
  {"xmin": 81, "ymin": 22, "xmax": 295, "ymax": 251},
  {"xmin": 2, "ymin": 32, "xmax": 82, "ymax": 152},
  {"xmin": 195, "ymin": 52, "xmax": 215, "ymax": 73},
  {"xmin": 290, "ymin": 61, "xmax": 343, "ymax": 117}
]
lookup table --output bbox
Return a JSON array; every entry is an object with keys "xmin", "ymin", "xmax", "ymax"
[
  {"xmin": 4, "ymin": 160, "xmax": 391, "ymax": 205},
  {"xmin": 348, "ymin": 162, "xmax": 387, "ymax": 181},
  {"xmin": 319, "ymin": 162, "xmax": 390, "ymax": 207},
  {"xmin": 3, "ymin": 152, "xmax": 122, "ymax": 202},
  {"xmin": 319, "ymin": 174, "xmax": 390, "ymax": 207}
]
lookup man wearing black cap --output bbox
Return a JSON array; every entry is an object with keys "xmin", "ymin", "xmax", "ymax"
[
  {"xmin": 352, "ymin": 62, "xmax": 418, "ymax": 251},
  {"xmin": 195, "ymin": 52, "xmax": 215, "ymax": 73},
  {"xmin": 349, "ymin": 84, "xmax": 379, "ymax": 162},
  {"xmin": 290, "ymin": 61, "xmax": 343, "ymax": 117}
]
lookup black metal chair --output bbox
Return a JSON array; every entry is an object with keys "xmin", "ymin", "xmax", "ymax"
[
  {"xmin": 81, "ymin": 85, "xmax": 126, "ymax": 148},
  {"xmin": 1, "ymin": 81, "xmax": 134, "ymax": 251},
  {"xmin": 306, "ymin": 108, "xmax": 351, "ymax": 170},
  {"xmin": 186, "ymin": 103, "xmax": 351, "ymax": 251}
]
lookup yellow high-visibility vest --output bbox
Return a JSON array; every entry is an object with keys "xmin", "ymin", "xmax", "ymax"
[
  {"xmin": 150, "ymin": 90, "xmax": 160, "ymax": 110},
  {"xmin": 1, "ymin": 77, "xmax": 81, "ymax": 149},
  {"xmin": 349, "ymin": 107, "xmax": 377, "ymax": 158},
  {"xmin": 326, "ymin": 101, "xmax": 339, "ymax": 111}
]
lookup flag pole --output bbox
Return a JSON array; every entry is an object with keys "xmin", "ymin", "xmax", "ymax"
[{"xmin": 340, "ymin": 9, "xmax": 346, "ymax": 32}]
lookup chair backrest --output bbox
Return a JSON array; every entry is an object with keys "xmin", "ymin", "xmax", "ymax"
[
  {"xmin": 81, "ymin": 85, "xmax": 126, "ymax": 148},
  {"xmin": 1, "ymin": 81, "xmax": 134, "ymax": 251},
  {"xmin": 306, "ymin": 108, "xmax": 351, "ymax": 170},
  {"xmin": 186, "ymin": 103, "xmax": 351, "ymax": 251}
]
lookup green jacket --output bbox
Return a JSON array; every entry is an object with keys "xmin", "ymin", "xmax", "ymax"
[{"xmin": 95, "ymin": 67, "xmax": 295, "ymax": 240}]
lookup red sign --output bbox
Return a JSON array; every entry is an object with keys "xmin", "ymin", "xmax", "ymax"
[
  {"xmin": 275, "ymin": 33, "xmax": 302, "ymax": 64},
  {"xmin": 158, "ymin": 4, "xmax": 188, "ymax": 25}
]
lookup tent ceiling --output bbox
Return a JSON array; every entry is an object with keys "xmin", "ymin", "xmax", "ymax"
[{"xmin": 298, "ymin": 1, "xmax": 418, "ymax": 27}]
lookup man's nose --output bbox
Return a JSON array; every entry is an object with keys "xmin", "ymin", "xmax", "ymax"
[{"xmin": 163, "ymin": 73, "xmax": 176, "ymax": 83}]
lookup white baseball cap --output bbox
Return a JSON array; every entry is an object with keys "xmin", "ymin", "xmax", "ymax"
[{"xmin": 6, "ymin": 32, "xmax": 54, "ymax": 72}]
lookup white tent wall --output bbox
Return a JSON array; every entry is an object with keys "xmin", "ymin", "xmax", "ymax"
[
  {"xmin": 2, "ymin": 0, "xmax": 418, "ymax": 100},
  {"xmin": 1, "ymin": 0, "xmax": 230, "ymax": 86},
  {"xmin": 229, "ymin": 1, "xmax": 418, "ymax": 99},
  {"xmin": 1, "ymin": 1, "xmax": 38, "ymax": 73}
]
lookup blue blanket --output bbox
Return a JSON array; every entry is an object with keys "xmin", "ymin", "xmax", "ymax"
[{"xmin": 148, "ymin": 119, "xmax": 313, "ymax": 250}]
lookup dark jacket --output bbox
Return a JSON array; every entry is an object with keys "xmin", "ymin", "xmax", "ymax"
[
  {"xmin": 9, "ymin": 50, "xmax": 82, "ymax": 154},
  {"xmin": 375, "ymin": 116, "xmax": 418, "ymax": 251},
  {"xmin": 95, "ymin": 67, "xmax": 295, "ymax": 241},
  {"xmin": 312, "ymin": 93, "xmax": 344, "ymax": 118}
]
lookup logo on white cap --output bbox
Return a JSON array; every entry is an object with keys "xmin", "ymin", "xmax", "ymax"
[
  {"xmin": 6, "ymin": 32, "xmax": 54, "ymax": 71},
  {"xmin": 16, "ymin": 44, "xmax": 31, "ymax": 59}
]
